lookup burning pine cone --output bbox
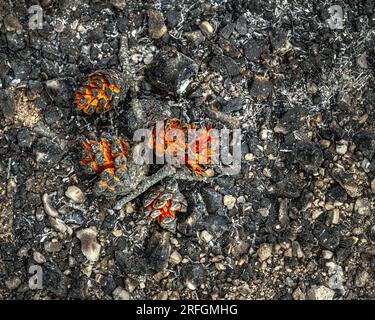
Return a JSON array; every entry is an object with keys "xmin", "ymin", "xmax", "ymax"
[
  {"xmin": 80, "ymin": 135, "xmax": 130, "ymax": 195},
  {"xmin": 151, "ymin": 118, "xmax": 218, "ymax": 176},
  {"xmin": 144, "ymin": 180, "xmax": 187, "ymax": 225},
  {"xmin": 75, "ymin": 70, "xmax": 127, "ymax": 115}
]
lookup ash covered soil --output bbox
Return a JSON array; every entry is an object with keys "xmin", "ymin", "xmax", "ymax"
[{"xmin": 1, "ymin": 0, "xmax": 375, "ymax": 300}]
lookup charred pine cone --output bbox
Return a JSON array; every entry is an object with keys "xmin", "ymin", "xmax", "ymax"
[
  {"xmin": 144, "ymin": 180, "xmax": 187, "ymax": 226},
  {"xmin": 80, "ymin": 135, "xmax": 129, "ymax": 194},
  {"xmin": 75, "ymin": 70, "xmax": 127, "ymax": 115},
  {"xmin": 151, "ymin": 118, "xmax": 218, "ymax": 177}
]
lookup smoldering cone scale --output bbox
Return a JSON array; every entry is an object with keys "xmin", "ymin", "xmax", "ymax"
[
  {"xmin": 144, "ymin": 180, "xmax": 187, "ymax": 225},
  {"xmin": 80, "ymin": 135, "xmax": 131, "ymax": 195},
  {"xmin": 75, "ymin": 70, "xmax": 127, "ymax": 115}
]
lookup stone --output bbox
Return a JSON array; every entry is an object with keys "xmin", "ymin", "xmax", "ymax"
[
  {"xmin": 354, "ymin": 270, "xmax": 368, "ymax": 288},
  {"xmin": 148, "ymin": 10, "xmax": 167, "ymax": 39},
  {"xmin": 292, "ymin": 287, "xmax": 305, "ymax": 300},
  {"xmin": 272, "ymin": 173, "xmax": 306, "ymax": 199},
  {"xmin": 185, "ymin": 30, "xmax": 205, "ymax": 46},
  {"xmin": 65, "ymin": 186, "xmax": 86, "ymax": 204},
  {"xmin": 44, "ymin": 239, "xmax": 62, "ymax": 253},
  {"xmin": 200, "ymin": 230, "xmax": 213, "ymax": 243},
  {"xmin": 42, "ymin": 193, "xmax": 59, "ymax": 217},
  {"xmin": 45, "ymin": 78, "xmax": 75, "ymax": 106},
  {"xmin": 331, "ymin": 168, "xmax": 362, "ymax": 198},
  {"xmin": 353, "ymin": 131, "xmax": 375, "ymax": 159},
  {"xmin": 336, "ymin": 140, "xmax": 348, "ymax": 155},
  {"xmin": 329, "ymin": 209, "xmax": 340, "ymax": 225},
  {"xmin": 356, "ymin": 52, "xmax": 368, "ymax": 68},
  {"xmin": 235, "ymin": 15, "xmax": 248, "ymax": 35},
  {"xmin": 371, "ymin": 178, "xmax": 375, "ymax": 193},
  {"xmin": 307, "ymin": 285, "xmax": 335, "ymax": 300},
  {"xmin": 6, "ymin": 179, "xmax": 17, "ymax": 198},
  {"xmin": 257, "ymin": 243, "xmax": 272, "ymax": 262},
  {"xmin": 169, "ymin": 250, "xmax": 182, "ymax": 265},
  {"xmin": 76, "ymin": 227, "xmax": 101, "ymax": 262},
  {"xmin": 215, "ymin": 262, "xmax": 226, "ymax": 271},
  {"xmin": 48, "ymin": 216, "xmax": 69, "ymax": 234},
  {"xmin": 115, "ymin": 251, "xmax": 150, "ymax": 275},
  {"xmin": 322, "ymin": 250, "xmax": 334, "ymax": 260},
  {"xmin": 177, "ymin": 209, "xmax": 202, "ymax": 236},
  {"xmin": 368, "ymin": 225, "xmax": 375, "ymax": 243},
  {"xmin": 33, "ymin": 251, "xmax": 46, "ymax": 264},
  {"xmin": 220, "ymin": 23, "xmax": 234, "ymax": 39},
  {"xmin": 110, "ymin": 0, "xmax": 127, "ymax": 10},
  {"xmin": 17, "ymin": 128, "xmax": 35, "ymax": 148},
  {"xmin": 200, "ymin": 21, "xmax": 214, "ymax": 35},
  {"xmin": 292, "ymin": 241, "xmax": 304, "ymax": 258},
  {"xmin": 143, "ymin": 53, "xmax": 154, "ymax": 65},
  {"xmin": 219, "ymin": 38, "xmax": 241, "ymax": 59},
  {"xmin": 125, "ymin": 278, "xmax": 139, "ymax": 293},
  {"xmin": 112, "ymin": 287, "xmax": 130, "ymax": 300},
  {"xmin": 223, "ymin": 195, "xmax": 236, "ymax": 210},
  {"xmin": 326, "ymin": 262, "xmax": 346, "ymax": 295},
  {"xmin": 354, "ymin": 198, "xmax": 371, "ymax": 216},
  {"xmin": 166, "ymin": 10, "xmax": 181, "ymax": 28},
  {"xmin": 5, "ymin": 277, "xmax": 21, "ymax": 290},
  {"xmin": 42, "ymin": 262, "xmax": 69, "ymax": 297},
  {"xmin": 3, "ymin": 14, "xmax": 22, "ymax": 32}
]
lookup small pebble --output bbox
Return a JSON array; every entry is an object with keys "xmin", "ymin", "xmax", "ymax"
[
  {"xmin": 307, "ymin": 285, "xmax": 335, "ymax": 300},
  {"xmin": 5, "ymin": 277, "xmax": 22, "ymax": 290},
  {"xmin": 371, "ymin": 178, "xmax": 375, "ymax": 193},
  {"xmin": 169, "ymin": 250, "xmax": 182, "ymax": 265},
  {"xmin": 42, "ymin": 193, "xmax": 59, "ymax": 217},
  {"xmin": 223, "ymin": 195, "xmax": 236, "ymax": 210},
  {"xmin": 336, "ymin": 140, "xmax": 348, "ymax": 155},
  {"xmin": 112, "ymin": 287, "xmax": 130, "ymax": 300},
  {"xmin": 65, "ymin": 186, "xmax": 86, "ymax": 204},
  {"xmin": 33, "ymin": 251, "xmax": 46, "ymax": 264},
  {"xmin": 76, "ymin": 227, "xmax": 101, "ymax": 262},
  {"xmin": 257, "ymin": 243, "xmax": 272, "ymax": 262},
  {"xmin": 148, "ymin": 10, "xmax": 167, "ymax": 39},
  {"xmin": 200, "ymin": 230, "xmax": 213, "ymax": 243},
  {"xmin": 200, "ymin": 21, "xmax": 214, "ymax": 35}
]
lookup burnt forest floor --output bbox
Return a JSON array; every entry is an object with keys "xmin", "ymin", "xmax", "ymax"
[{"xmin": 0, "ymin": 0, "xmax": 375, "ymax": 300}]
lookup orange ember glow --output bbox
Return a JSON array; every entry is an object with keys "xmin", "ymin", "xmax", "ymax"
[
  {"xmin": 150, "ymin": 119, "xmax": 218, "ymax": 176},
  {"xmin": 75, "ymin": 71, "xmax": 124, "ymax": 115},
  {"xmin": 80, "ymin": 137, "xmax": 129, "ymax": 174},
  {"xmin": 147, "ymin": 198, "xmax": 178, "ymax": 223}
]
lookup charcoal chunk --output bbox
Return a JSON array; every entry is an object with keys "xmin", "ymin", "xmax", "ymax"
[
  {"xmin": 353, "ymin": 131, "xmax": 375, "ymax": 159},
  {"xmin": 145, "ymin": 231, "xmax": 171, "ymax": 272},
  {"xmin": 314, "ymin": 223, "xmax": 340, "ymax": 251},
  {"xmin": 210, "ymin": 55, "xmax": 241, "ymax": 77},
  {"xmin": 290, "ymin": 141, "xmax": 324, "ymax": 174},
  {"xmin": 244, "ymin": 39, "xmax": 264, "ymax": 61},
  {"xmin": 0, "ymin": 89, "xmax": 15, "ymax": 119},
  {"xmin": 145, "ymin": 47, "xmax": 198, "ymax": 95}
]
